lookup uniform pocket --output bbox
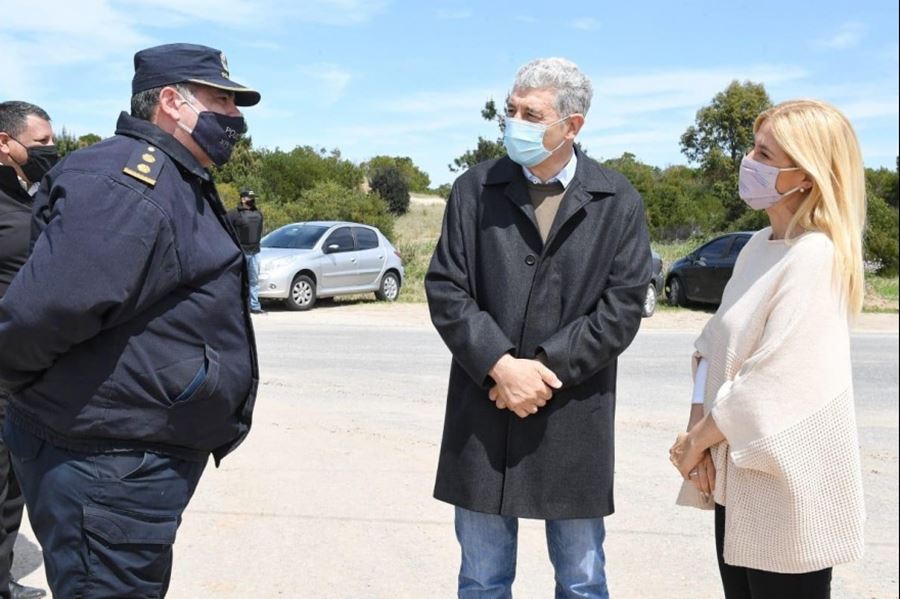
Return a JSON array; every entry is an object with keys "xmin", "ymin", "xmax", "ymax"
[
  {"xmin": 166, "ymin": 345, "xmax": 220, "ymax": 407},
  {"xmin": 83, "ymin": 505, "xmax": 178, "ymax": 545},
  {"xmin": 83, "ymin": 505, "xmax": 179, "ymax": 595}
]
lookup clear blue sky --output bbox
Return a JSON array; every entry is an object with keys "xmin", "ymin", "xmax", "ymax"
[{"xmin": 3, "ymin": 0, "xmax": 898, "ymax": 186}]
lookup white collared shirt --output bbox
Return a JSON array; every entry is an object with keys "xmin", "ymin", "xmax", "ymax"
[{"xmin": 522, "ymin": 151, "xmax": 578, "ymax": 188}]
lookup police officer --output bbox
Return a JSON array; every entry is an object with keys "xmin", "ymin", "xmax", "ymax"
[
  {"xmin": 0, "ymin": 101, "xmax": 54, "ymax": 599},
  {"xmin": 0, "ymin": 44, "xmax": 260, "ymax": 597},
  {"xmin": 227, "ymin": 188, "xmax": 266, "ymax": 313}
]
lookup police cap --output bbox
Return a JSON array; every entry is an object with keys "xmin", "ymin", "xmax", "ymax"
[{"xmin": 132, "ymin": 43, "xmax": 261, "ymax": 107}]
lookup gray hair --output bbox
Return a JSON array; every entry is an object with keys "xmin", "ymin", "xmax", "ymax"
[
  {"xmin": 512, "ymin": 57, "xmax": 593, "ymax": 117},
  {"xmin": 0, "ymin": 101, "xmax": 51, "ymax": 136},
  {"xmin": 130, "ymin": 82, "xmax": 196, "ymax": 121}
]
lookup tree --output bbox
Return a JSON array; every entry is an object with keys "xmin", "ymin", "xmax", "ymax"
[
  {"xmin": 369, "ymin": 165, "xmax": 410, "ymax": 215},
  {"xmin": 865, "ymin": 194, "xmax": 900, "ymax": 276},
  {"xmin": 77, "ymin": 133, "xmax": 102, "ymax": 148},
  {"xmin": 866, "ymin": 166, "xmax": 899, "ymax": 211},
  {"xmin": 299, "ymin": 180, "xmax": 395, "ymax": 241},
  {"xmin": 680, "ymin": 81, "xmax": 772, "ymax": 225},
  {"xmin": 364, "ymin": 155, "xmax": 431, "ymax": 193},
  {"xmin": 449, "ymin": 99, "xmax": 506, "ymax": 173},
  {"xmin": 258, "ymin": 145, "xmax": 363, "ymax": 203}
]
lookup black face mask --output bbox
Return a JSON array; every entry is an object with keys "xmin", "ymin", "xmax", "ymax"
[
  {"xmin": 12, "ymin": 139, "xmax": 59, "ymax": 185},
  {"xmin": 178, "ymin": 96, "xmax": 246, "ymax": 167}
]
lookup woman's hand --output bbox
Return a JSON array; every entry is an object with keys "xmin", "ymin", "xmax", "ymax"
[
  {"xmin": 669, "ymin": 431, "xmax": 706, "ymax": 480},
  {"xmin": 670, "ymin": 412, "xmax": 726, "ymax": 487},
  {"xmin": 691, "ymin": 450, "xmax": 716, "ymax": 496}
]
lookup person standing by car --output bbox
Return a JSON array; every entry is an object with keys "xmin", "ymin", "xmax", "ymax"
[
  {"xmin": 669, "ymin": 99, "xmax": 867, "ymax": 598},
  {"xmin": 426, "ymin": 57, "xmax": 651, "ymax": 597},
  {"xmin": 0, "ymin": 43, "xmax": 260, "ymax": 597},
  {"xmin": 228, "ymin": 188, "xmax": 265, "ymax": 314},
  {"xmin": 0, "ymin": 100, "xmax": 54, "ymax": 599}
]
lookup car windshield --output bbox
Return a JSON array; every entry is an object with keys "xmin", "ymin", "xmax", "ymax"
[{"xmin": 261, "ymin": 225, "xmax": 328, "ymax": 249}]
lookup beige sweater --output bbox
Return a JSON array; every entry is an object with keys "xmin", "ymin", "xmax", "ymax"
[{"xmin": 676, "ymin": 227, "xmax": 865, "ymax": 574}]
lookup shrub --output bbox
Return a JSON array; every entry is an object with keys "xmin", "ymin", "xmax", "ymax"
[
  {"xmin": 294, "ymin": 180, "xmax": 395, "ymax": 241},
  {"xmin": 865, "ymin": 195, "xmax": 899, "ymax": 276},
  {"xmin": 369, "ymin": 165, "xmax": 410, "ymax": 216}
]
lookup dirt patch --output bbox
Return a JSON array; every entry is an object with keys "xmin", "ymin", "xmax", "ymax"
[{"xmin": 410, "ymin": 193, "xmax": 446, "ymax": 207}]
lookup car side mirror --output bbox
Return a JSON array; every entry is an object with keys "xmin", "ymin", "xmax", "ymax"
[{"xmin": 324, "ymin": 244, "xmax": 341, "ymax": 254}]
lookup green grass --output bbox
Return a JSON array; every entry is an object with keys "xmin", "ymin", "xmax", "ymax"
[
  {"xmin": 863, "ymin": 275, "xmax": 899, "ymax": 312},
  {"xmin": 868, "ymin": 276, "xmax": 899, "ymax": 301},
  {"xmin": 394, "ymin": 204, "xmax": 445, "ymax": 303}
]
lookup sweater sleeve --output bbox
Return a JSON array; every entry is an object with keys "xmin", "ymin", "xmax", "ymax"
[{"xmin": 708, "ymin": 236, "xmax": 850, "ymax": 473}]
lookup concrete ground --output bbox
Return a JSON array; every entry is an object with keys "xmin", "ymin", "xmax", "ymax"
[{"xmin": 13, "ymin": 305, "xmax": 899, "ymax": 598}]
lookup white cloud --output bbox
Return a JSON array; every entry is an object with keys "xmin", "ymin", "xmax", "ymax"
[
  {"xmin": 280, "ymin": 0, "xmax": 390, "ymax": 25},
  {"xmin": 841, "ymin": 98, "xmax": 900, "ymax": 120},
  {"xmin": 815, "ymin": 21, "xmax": 866, "ymax": 50},
  {"xmin": 436, "ymin": 8, "xmax": 472, "ymax": 20},
  {"xmin": 570, "ymin": 17, "xmax": 601, "ymax": 31},
  {"xmin": 375, "ymin": 88, "xmax": 503, "ymax": 114},
  {"xmin": 295, "ymin": 64, "xmax": 353, "ymax": 104},
  {"xmin": 589, "ymin": 64, "xmax": 809, "ymax": 129}
]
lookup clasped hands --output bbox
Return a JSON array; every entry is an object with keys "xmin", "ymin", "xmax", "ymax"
[
  {"xmin": 669, "ymin": 406, "xmax": 722, "ymax": 497},
  {"xmin": 487, "ymin": 354, "xmax": 562, "ymax": 419}
]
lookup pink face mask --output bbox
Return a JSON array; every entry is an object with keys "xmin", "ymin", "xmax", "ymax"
[{"xmin": 738, "ymin": 155, "xmax": 805, "ymax": 210}]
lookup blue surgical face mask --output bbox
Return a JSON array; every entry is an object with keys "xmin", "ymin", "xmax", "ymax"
[{"xmin": 503, "ymin": 116, "xmax": 569, "ymax": 167}]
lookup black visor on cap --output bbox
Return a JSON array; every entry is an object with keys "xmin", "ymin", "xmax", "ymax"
[{"xmin": 132, "ymin": 43, "xmax": 260, "ymax": 106}]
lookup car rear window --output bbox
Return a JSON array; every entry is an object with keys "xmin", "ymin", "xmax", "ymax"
[
  {"xmin": 261, "ymin": 225, "xmax": 329, "ymax": 249},
  {"xmin": 355, "ymin": 228, "xmax": 379, "ymax": 250}
]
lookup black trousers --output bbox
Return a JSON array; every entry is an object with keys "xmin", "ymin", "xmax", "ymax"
[
  {"xmin": 0, "ymin": 398, "xmax": 26, "ymax": 599},
  {"xmin": 4, "ymin": 417, "xmax": 206, "ymax": 598},
  {"xmin": 715, "ymin": 503, "xmax": 832, "ymax": 599}
]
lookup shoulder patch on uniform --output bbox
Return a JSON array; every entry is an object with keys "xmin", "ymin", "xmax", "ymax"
[{"xmin": 122, "ymin": 144, "xmax": 164, "ymax": 186}]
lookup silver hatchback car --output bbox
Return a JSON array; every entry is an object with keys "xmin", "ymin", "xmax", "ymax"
[{"xmin": 257, "ymin": 221, "xmax": 404, "ymax": 310}]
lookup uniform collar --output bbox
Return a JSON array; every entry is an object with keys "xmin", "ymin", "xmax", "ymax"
[
  {"xmin": 522, "ymin": 150, "xmax": 578, "ymax": 188},
  {"xmin": 114, "ymin": 112, "xmax": 211, "ymax": 181},
  {"xmin": 0, "ymin": 164, "xmax": 33, "ymax": 203}
]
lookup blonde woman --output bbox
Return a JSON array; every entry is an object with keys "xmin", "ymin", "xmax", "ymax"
[{"xmin": 669, "ymin": 99, "xmax": 866, "ymax": 599}]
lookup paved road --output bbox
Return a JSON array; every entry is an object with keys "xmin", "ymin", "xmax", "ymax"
[{"xmin": 14, "ymin": 307, "xmax": 899, "ymax": 598}]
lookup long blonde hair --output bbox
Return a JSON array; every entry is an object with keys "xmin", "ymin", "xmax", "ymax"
[{"xmin": 755, "ymin": 99, "xmax": 867, "ymax": 315}]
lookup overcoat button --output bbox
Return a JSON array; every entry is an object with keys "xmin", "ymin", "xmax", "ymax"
[{"xmin": 525, "ymin": 255, "xmax": 536, "ymax": 266}]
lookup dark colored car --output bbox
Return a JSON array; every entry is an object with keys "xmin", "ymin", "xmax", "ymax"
[
  {"xmin": 665, "ymin": 232, "xmax": 753, "ymax": 307},
  {"xmin": 643, "ymin": 250, "xmax": 664, "ymax": 317}
]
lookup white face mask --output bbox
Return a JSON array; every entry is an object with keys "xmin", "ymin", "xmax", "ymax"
[{"xmin": 738, "ymin": 155, "xmax": 805, "ymax": 210}]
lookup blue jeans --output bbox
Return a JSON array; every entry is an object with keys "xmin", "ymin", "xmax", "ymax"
[
  {"xmin": 246, "ymin": 252, "xmax": 261, "ymax": 311},
  {"xmin": 455, "ymin": 506, "xmax": 608, "ymax": 599},
  {"xmin": 4, "ymin": 419, "xmax": 206, "ymax": 598}
]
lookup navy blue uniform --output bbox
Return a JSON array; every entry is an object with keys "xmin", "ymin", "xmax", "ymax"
[{"xmin": 0, "ymin": 113, "xmax": 259, "ymax": 596}]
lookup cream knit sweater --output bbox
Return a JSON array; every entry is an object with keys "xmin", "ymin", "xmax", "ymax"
[{"xmin": 676, "ymin": 227, "xmax": 866, "ymax": 574}]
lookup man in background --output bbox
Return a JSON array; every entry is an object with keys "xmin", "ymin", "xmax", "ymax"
[
  {"xmin": 0, "ymin": 100, "xmax": 54, "ymax": 599},
  {"xmin": 228, "ymin": 188, "xmax": 265, "ymax": 314}
]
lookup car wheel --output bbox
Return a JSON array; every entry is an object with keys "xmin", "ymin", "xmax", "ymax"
[
  {"xmin": 285, "ymin": 274, "xmax": 316, "ymax": 311},
  {"xmin": 375, "ymin": 271, "xmax": 401, "ymax": 302},
  {"xmin": 667, "ymin": 276, "xmax": 686, "ymax": 307},
  {"xmin": 642, "ymin": 283, "xmax": 657, "ymax": 317}
]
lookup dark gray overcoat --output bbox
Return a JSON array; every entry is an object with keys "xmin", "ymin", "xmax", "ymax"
[{"xmin": 425, "ymin": 150, "xmax": 651, "ymax": 519}]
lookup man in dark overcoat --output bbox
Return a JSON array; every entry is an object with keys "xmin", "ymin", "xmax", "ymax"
[{"xmin": 426, "ymin": 57, "xmax": 651, "ymax": 598}]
